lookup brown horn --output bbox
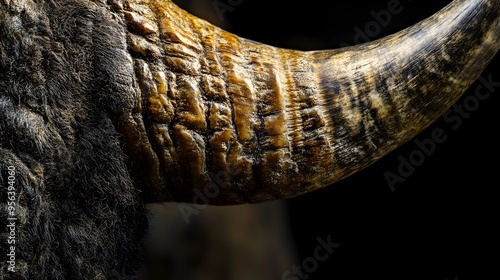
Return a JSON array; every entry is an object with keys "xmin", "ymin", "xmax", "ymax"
[{"xmin": 114, "ymin": 0, "xmax": 499, "ymax": 204}]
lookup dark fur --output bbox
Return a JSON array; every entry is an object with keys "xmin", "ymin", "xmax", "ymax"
[{"xmin": 0, "ymin": 1, "xmax": 147, "ymax": 279}]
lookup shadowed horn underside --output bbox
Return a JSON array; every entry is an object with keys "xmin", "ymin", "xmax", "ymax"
[{"xmin": 111, "ymin": 0, "xmax": 500, "ymax": 204}]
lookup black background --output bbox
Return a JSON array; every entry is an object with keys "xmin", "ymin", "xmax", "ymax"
[{"xmin": 174, "ymin": 1, "xmax": 498, "ymax": 279}]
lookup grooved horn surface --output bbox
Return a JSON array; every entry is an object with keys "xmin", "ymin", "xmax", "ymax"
[{"xmin": 115, "ymin": 0, "xmax": 500, "ymax": 204}]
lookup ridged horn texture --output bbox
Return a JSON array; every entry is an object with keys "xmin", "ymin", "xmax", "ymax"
[{"xmin": 115, "ymin": 0, "xmax": 500, "ymax": 204}]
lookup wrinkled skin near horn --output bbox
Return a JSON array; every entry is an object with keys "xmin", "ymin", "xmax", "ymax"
[{"xmin": 0, "ymin": 0, "xmax": 498, "ymax": 279}]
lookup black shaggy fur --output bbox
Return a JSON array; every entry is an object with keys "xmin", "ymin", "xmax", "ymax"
[{"xmin": 0, "ymin": 0, "xmax": 148, "ymax": 279}]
